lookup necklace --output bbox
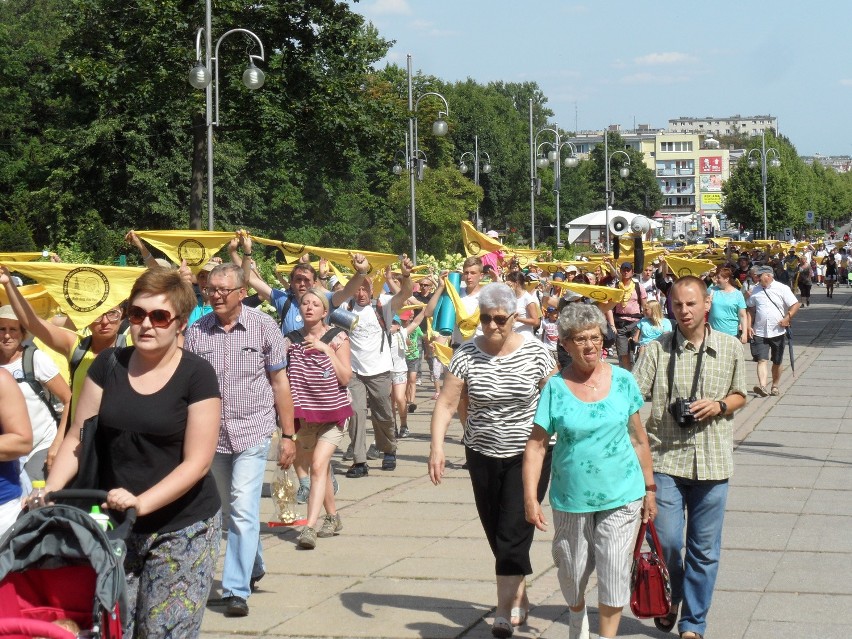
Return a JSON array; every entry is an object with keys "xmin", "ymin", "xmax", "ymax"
[{"xmin": 568, "ymin": 365, "xmax": 601, "ymax": 391}]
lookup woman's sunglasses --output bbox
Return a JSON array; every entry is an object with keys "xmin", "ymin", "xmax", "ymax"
[
  {"xmin": 480, "ymin": 313, "xmax": 515, "ymax": 326},
  {"xmin": 127, "ymin": 306, "xmax": 179, "ymax": 328}
]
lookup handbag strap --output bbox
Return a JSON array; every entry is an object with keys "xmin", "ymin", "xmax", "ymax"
[{"xmin": 633, "ymin": 519, "xmax": 665, "ymax": 559}]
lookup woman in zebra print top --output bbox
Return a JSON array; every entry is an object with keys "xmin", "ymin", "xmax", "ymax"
[{"xmin": 429, "ymin": 283, "xmax": 556, "ymax": 638}]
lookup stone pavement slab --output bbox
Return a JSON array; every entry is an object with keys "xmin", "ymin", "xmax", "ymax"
[{"xmin": 199, "ymin": 288, "xmax": 852, "ymax": 638}]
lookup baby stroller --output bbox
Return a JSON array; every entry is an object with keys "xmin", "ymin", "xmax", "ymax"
[{"xmin": 0, "ymin": 489, "xmax": 135, "ymax": 638}]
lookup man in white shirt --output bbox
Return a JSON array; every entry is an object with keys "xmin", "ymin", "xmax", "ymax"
[
  {"xmin": 746, "ymin": 266, "xmax": 800, "ymax": 397},
  {"xmin": 340, "ymin": 257, "xmax": 413, "ymax": 477}
]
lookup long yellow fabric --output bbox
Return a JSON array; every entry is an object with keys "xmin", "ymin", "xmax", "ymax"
[
  {"xmin": 134, "ymin": 230, "xmax": 234, "ymax": 273},
  {"xmin": 6, "ymin": 262, "xmax": 145, "ymax": 327},
  {"xmin": 665, "ymin": 255, "xmax": 717, "ymax": 278},
  {"xmin": 432, "ymin": 341, "xmax": 453, "ymax": 367},
  {"xmin": 0, "ymin": 252, "xmax": 45, "ymax": 262},
  {"xmin": 252, "ymin": 237, "xmax": 400, "ymax": 271},
  {"xmin": 550, "ymin": 280, "xmax": 624, "ymax": 304},
  {"xmin": 444, "ymin": 278, "xmax": 480, "ymax": 340},
  {"xmin": 0, "ymin": 284, "xmax": 60, "ymax": 320},
  {"xmin": 461, "ymin": 221, "xmax": 504, "ymax": 256}
]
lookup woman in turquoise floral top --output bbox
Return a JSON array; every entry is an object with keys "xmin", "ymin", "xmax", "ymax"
[{"xmin": 523, "ymin": 303, "xmax": 656, "ymax": 639}]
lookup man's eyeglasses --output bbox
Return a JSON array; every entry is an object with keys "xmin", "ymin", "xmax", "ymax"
[
  {"xmin": 571, "ymin": 334, "xmax": 603, "ymax": 346},
  {"xmin": 127, "ymin": 306, "xmax": 179, "ymax": 328},
  {"xmin": 203, "ymin": 287, "xmax": 240, "ymax": 298},
  {"xmin": 95, "ymin": 309, "xmax": 122, "ymax": 323},
  {"xmin": 480, "ymin": 312, "xmax": 516, "ymax": 326}
]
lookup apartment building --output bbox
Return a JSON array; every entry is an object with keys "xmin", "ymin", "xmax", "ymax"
[{"xmin": 668, "ymin": 114, "xmax": 777, "ymax": 138}]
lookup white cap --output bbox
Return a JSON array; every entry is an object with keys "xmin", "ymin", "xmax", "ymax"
[{"xmin": 486, "ymin": 230, "xmax": 500, "ymax": 239}]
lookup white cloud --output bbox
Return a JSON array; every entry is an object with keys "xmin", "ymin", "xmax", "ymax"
[
  {"xmin": 634, "ymin": 52, "xmax": 694, "ymax": 66},
  {"xmin": 620, "ymin": 73, "xmax": 690, "ymax": 85},
  {"xmin": 367, "ymin": 0, "xmax": 411, "ymax": 16}
]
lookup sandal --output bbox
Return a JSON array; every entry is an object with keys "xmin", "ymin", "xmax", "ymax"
[
  {"xmin": 491, "ymin": 616, "xmax": 513, "ymax": 638},
  {"xmin": 753, "ymin": 385, "xmax": 769, "ymax": 397},
  {"xmin": 770, "ymin": 386, "xmax": 780, "ymax": 396},
  {"xmin": 654, "ymin": 603, "xmax": 679, "ymax": 633},
  {"xmin": 510, "ymin": 606, "xmax": 528, "ymax": 627}
]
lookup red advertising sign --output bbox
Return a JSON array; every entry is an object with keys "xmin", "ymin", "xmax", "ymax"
[{"xmin": 699, "ymin": 156, "xmax": 722, "ymax": 174}]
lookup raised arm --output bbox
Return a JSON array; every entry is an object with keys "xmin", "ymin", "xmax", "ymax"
[
  {"xmin": 389, "ymin": 256, "xmax": 414, "ymax": 314},
  {"xmin": 0, "ymin": 265, "xmax": 77, "ymax": 358},
  {"xmin": 125, "ymin": 230, "xmax": 159, "ymax": 269},
  {"xmin": 230, "ymin": 235, "xmax": 273, "ymax": 301},
  {"xmin": 331, "ymin": 253, "xmax": 371, "ymax": 308}
]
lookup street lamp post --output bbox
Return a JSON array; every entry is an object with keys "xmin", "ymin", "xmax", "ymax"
[
  {"xmin": 458, "ymin": 135, "xmax": 491, "ymax": 230},
  {"xmin": 189, "ymin": 1, "xmax": 266, "ymax": 231},
  {"xmin": 532, "ymin": 124, "xmax": 578, "ymax": 248},
  {"xmin": 404, "ymin": 54, "xmax": 449, "ymax": 265},
  {"xmin": 603, "ymin": 133, "xmax": 631, "ymax": 251},
  {"xmin": 747, "ymin": 131, "xmax": 781, "ymax": 240}
]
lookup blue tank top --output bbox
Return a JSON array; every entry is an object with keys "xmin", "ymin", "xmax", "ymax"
[{"xmin": 0, "ymin": 459, "xmax": 21, "ymax": 503}]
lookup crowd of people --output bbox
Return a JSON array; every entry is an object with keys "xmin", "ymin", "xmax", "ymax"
[{"xmin": 0, "ymin": 227, "xmax": 845, "ymax": 638}]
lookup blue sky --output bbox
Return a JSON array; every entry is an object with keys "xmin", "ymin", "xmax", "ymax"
[{"xmin": 348, "ymin": 0, "xmax": 851, "ymax": 156}]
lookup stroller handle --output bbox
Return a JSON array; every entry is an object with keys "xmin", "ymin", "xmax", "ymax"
[{"xmin": 45, "ymin": 489, "xmax": 137, "ymax": 539}]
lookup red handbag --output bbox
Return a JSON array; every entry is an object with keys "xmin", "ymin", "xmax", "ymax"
[{"xmin": 630, "ymin": 519, "xmax": 672, "ymax": 618}]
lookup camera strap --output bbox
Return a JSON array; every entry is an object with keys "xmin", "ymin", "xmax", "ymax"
[{"xmin": 665, "ymin": 325, "xmax": 707, "ymax": 408}]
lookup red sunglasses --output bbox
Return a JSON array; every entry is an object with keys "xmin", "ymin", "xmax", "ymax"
[{"xmin": 127, "ymin": 306, "xmax": 179, "ymax": 328}]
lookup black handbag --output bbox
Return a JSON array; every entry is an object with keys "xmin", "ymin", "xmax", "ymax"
[{"xmin": 67, "ymin": 350, "xmax": 120, "ymax": 490}]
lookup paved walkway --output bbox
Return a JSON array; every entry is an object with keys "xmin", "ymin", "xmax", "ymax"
[{"xmin": 200, "ymin": 282, "xmax": 851, "ymax": 639}]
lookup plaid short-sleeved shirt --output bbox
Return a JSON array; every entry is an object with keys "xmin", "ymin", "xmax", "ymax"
[
  {"xmin": 632, "ymin": 327, "xmax": 746, "ymax": 480},
  {"xmin": 184, "ymin": 306, "xmax": 287, "ymax": 454}
]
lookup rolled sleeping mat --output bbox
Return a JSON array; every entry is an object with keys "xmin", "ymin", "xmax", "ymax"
[{"xmin": 434, "ymin": 271, "xmax": 460, "ymax": 336}]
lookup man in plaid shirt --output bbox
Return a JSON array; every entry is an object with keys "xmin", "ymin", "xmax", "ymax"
[
  {"xmin": 632, "ymin": 276, "xmax": 747, "ymax": 639},
  {"xmin": 184, "ymin": 263, "xmax": 295, "ymax": 618}
]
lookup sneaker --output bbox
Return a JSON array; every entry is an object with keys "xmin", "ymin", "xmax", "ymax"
[
  {"xmin": 297, "ymin": 526, "xmax": 317, "ymax": 550},
  {"xmin": 382, "ymin": 453, "xmax": 397, "ymax": 471},
  {"xmin": 330, "ymin": 465, "xmax": 339, "ymax": 495},
  {"xmin": 317, "ymin": 513, "xmax": 343, "ymax": 538},
  {"xmin": 295, "ymin": 481, "xmax": 310, "ymax": 505},
  {"xmin": 407, "ymin": 403, "xmax": 417, "ymax": 413},
  {"xmin": 399, "ymin": 425, "xmax": 410, "ymax": 439},
  {"xmin": 345, "ymin": 463, "xmax": 369, "ymax": 478},
  {"xmin": 366, "ymin": 444, "xmax": 381, "ymax": 460},
  {"xmin": 225, "ymin": 596, "xmax": 249, "ymax": 617},
  {"xmin": 342, "ymin": 442, "xmax": 354, "ymax": 461},
  {"xmin": 753, "ymin": 385, "xmax": 769, "ymax": 397}
]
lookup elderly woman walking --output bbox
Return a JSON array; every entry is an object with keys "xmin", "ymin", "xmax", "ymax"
[
  {"xmin": 429, "ymin": 283, "xmax": 555, "ymax": 638},
  {"xmin": 523, "ymin": 304, "xmax": 656, "ymax": 639}
]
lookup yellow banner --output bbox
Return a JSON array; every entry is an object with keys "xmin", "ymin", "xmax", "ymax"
[
  {"xmin": 461, "ymin": 221, "xmax": 504, "ymax": 257},
  {"xmin": 0, "ymin": 252, "xmax": 45, "ymax": 262},
  {"xmin": 433, "ymin": 341, "xmax": 453, "ymax": 367},
  {"xmin": 551, "ymin": 281, "xmax": 624, "ymax": 304},
  {"xmin": 6, "ymin": 262, "xmax": 145, "ymax": 327},
  {"xmin": 135, "ymin": 230, "xmax": 234, "ymax": 273},
  {"xmin": 665, "ymin": 255, "xmax": 717, "ymax": 278},
  {"xmin": 252, "ymin": 237, "xmax": 399, "ymax": 272},
  {"xmin": 444, "ymin": 278, "xmax": 480, "ymax": 340},
  {"xmin": 0, "ymin": 284, "xmax": 60, "ymax": 320}
]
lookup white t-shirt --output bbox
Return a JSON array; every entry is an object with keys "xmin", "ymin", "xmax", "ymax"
[
  {"xmin": 452, "ymin": 288, "xmax": 483, "ymax": 345},
  {"xmin": 747, "ymin": 282, "xmax": 799, "ymax": 338},
  {"xmin": 3, "ymin": 350, "xmax": 60, "ymax": 455},
  {"xmin": 639, "ymin": 275, "xmax": 659, "ymax": 302},
  {"xmin": 514, "ymin": 291, "xmax": 539, "ymax": 335},
  {"xmin": 389, "ymin": 325, "xmax": 409, "ymax": 374},
  {"xmin": 345, "ymin": 293, "xmax": 395, "ymax": 376}
]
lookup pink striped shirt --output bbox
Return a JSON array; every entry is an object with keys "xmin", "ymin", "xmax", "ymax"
[{"xmin": 285, "ymin": 330, "xmax": 353, "ymax": 427}]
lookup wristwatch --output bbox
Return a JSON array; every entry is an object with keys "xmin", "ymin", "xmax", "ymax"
[
  {"xmin": 718, "ymin": 400, "xmax": 728, "ymax": 416},
  {"xmin": 281, "ymin": 433, "xmax": 298, "ymax": 441}
]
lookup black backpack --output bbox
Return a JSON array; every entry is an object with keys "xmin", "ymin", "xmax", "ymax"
[{"xmin": 18, "ymin": 344, "xmax": 62, "ymax": 425}]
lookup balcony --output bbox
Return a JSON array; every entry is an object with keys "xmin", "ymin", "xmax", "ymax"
[
  {"xmin": 657, "ymin": 168, "xmax": 677, "ymax": 176},
  {"xmin": 678, "ymin": 168, "xmax": 694, "ymax": 175}
]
